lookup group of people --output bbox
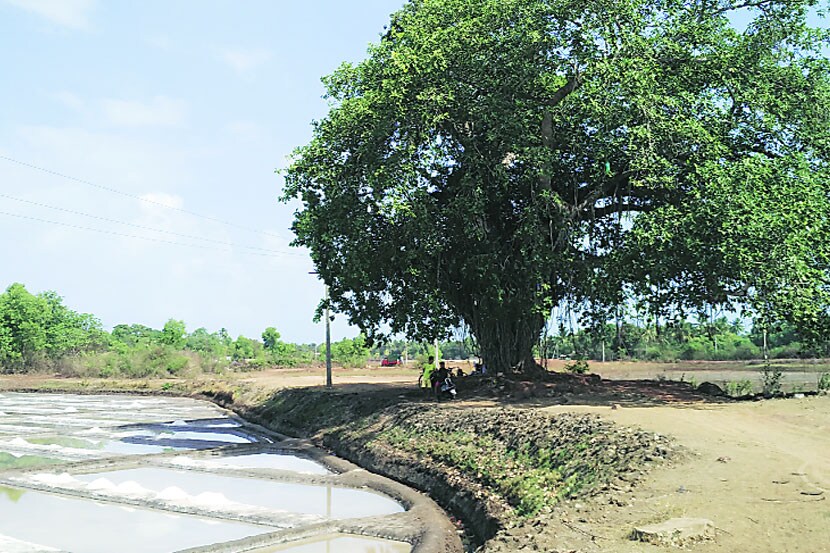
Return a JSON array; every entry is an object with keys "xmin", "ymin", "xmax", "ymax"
[
  {"xmin": 418, "ymin": 356, "xmax": 457, "ymax": 399},
  {"xmin": 417, "ymin": 356, "xmax": 490, "ymax": 400}
]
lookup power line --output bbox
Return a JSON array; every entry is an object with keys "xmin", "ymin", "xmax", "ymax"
[
  {"xmin": 0, "ymin": 154, "xmax": 293, "ymax": 241},
  {"xmin": 0, "ymin": 193, "xmax": 304, "ymax": 256},
  {"xmin": 0, "ymin": 210, "xmax": 306, "ymax": 258}
]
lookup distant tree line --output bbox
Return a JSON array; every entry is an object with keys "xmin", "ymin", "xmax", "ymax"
[
  {"xmin": 0, "ymin": 283, "xmax": 370, "ymax": 377},
  {"xmin": 3, "ymin": 283, "xmax": 823, "ymax": 378},
  {"xmin": 537, "ymin": 317, "xmax": 825, "ymax": 363},
  {"xmin": 372, "ymin": 318, "xmax": 826, "ymax": 364}
]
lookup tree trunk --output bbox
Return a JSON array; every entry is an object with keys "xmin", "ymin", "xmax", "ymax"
[{"xmin": 469, "ymin": 312, "xmax": 546, "ymax": 377}]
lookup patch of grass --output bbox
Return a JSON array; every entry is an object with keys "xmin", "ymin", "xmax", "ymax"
[
  {"xmin": 725, "ymin": 379, "xmax": 754, "ymax": 397},
  {"xmin": 380, "ymin": 426, "xmax": 574, "ymax": 517},
  {"xmin": 26, "ymin": 436, "xmax": 103, "ymax": 450},
  {"xmin": 0, "ymin": 453, "xmax": 63, "ymax": 470}
]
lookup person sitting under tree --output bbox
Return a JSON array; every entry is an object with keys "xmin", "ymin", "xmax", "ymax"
[{"xmin": 433, "ymin": 361, "xmax": 450, "ymax": 398}]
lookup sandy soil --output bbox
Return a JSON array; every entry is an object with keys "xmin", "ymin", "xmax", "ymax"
[
  {"xmin": 535, "ymin": 397, "xmax": 830, "ymax": 552},
  {"xmin": 234, "ymin": 367, "xmax": 419, "ymax": 390}
]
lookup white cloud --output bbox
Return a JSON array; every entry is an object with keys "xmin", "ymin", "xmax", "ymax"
[
  {"xmin": 219, "ymin": 48, "xmax": 272, "ymax": 73},
  {"xmin": 4, "ymin": 0, "xmax": 95, "ymax": 29},
  {"xmin": 102, "ymin": 96, "xmax": 187, "ymax": 128}
]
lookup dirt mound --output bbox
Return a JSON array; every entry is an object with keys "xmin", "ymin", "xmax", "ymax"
[
  {"xmin": 244, "ymin": 389, "xmax": 676, "ymax": 549},
  {"xmin": 455, "ymin": 371, "xmax": 727, "ymax": 405}
]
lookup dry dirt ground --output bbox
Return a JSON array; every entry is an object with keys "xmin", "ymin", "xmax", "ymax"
[
  {"xmin": 554, "ymin": 358, "xmax": 830, "ymax": 394},
  {"xmin": 240, "ymin": 364, "xmax": 830, "ymax": 552},
  {"xmin": 2, "ymin": 362, "xmax": 829, "ymax": 552},
  {"xmin": 535, "ymin": 397, "xmax": 830, "ymax": 553}
]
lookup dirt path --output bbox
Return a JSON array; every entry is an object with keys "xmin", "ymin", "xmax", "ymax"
[{"xmin": 540, "ymin": 397, "xmax": 830, "ymax": 552}]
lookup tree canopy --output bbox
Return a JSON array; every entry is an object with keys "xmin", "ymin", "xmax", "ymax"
[
  {"xmin": 0, "ymin": 283, "xmax": 105, "ymax": 370},
  {"xmin": 284, "ymin": 0, "xmax": 830, "ymax": 373}
]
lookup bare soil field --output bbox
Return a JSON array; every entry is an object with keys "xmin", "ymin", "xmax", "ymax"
[
  {"xmin": 548, "ymin": 358, "xmax": 830, "ymax": 394},
  {"xmin": 519, "ymin": 398, "xmax": 830, "ymax": 553}
]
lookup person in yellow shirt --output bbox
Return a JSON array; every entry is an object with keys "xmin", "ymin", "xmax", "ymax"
[{"xmin": 419, "ymin": 355, "xmax": 435, "ymax": 397}]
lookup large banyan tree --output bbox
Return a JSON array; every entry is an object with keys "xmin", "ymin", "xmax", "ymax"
[{"xmin": 283, "ymin": 0, "xmax": 830, "ymax": 373}]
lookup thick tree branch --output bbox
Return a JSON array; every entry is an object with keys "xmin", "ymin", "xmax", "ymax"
[
  {"xmin": 549, "ymin": 75, "xmax": 581, "ymax": 107},
  {"xmin": 542, "ymin": 74, "xmax": 583, "ymax": 108}
]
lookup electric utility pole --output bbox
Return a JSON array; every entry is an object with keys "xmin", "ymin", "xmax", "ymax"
[
  {"xmin": 324, "ymin": 283, "xmax": 332, "ymax": 388},
  {"xmin": 309, "ymin": 272, "xmax": 332, "ymax": 388}
]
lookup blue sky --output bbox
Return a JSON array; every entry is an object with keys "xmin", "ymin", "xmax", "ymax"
[{"xmin": 0, "ymin": 0, "xmax": 405, "ymax": 343}]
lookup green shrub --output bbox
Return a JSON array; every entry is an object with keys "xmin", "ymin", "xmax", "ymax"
[
  {"xmin": 818, "ymin": 373, "xmax": 830, "ymax": 393},
  {"xmin": 725, "ymin": 379, "xmax": 754, "ymax": 397},
  {"xmin": 761, "ymin": 363, "xmax": 783, "ymax": 396},
  {"xmin": 563, "ymin": 359, "xmax": 589, "ymax": 374},
  {"xmin": 164, "ymin": 353, "xmax": 189, "ymax": 375},
  {"xmin": 332, "ymin": 335, "xmax": 371, "ymax": 368},
  {"xmin": 770, "ymin": 343, "xmax": 803, "ymax": 359}
]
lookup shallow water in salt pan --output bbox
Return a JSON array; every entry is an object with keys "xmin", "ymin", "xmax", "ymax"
[
  {"xmin": 0, "ymin": 485, "xmax": 267, "ymax": 553},
  {"xmin": 0, "ymin": 393, "xmax": 411, "ymax": 552},
  {"xmin": 75, "ymin": 467, "xmax": 404, "ymax": 518},
  {"xmin": 208, "ymin": 452, "xmax": 332, "ymax": 474}
]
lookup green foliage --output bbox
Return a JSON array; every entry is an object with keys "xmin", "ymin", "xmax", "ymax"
[
  {"xmin": 543, "ymin": 317, "xmax": 771, "ymax": 362},
  {"xmin": 261, "ymin": 327, "xmax": 281, "ymax": 351},
  {"xmin": 382, "ymin": 427, "xmax": 568, "ymax": 517},
  {"xmin": 563, "ymin": 359, "xmax": 589, "ymax": 375},
  {"xmin": 0, "ymin": 283, "xmax": 105, "ymax": 372},
  {"xmin": 725, "ymin": 379, "xmax": 754, "ymax": 397},
  {"xmin": 761, "ymin": 363, "xmax": 784, "ymax": 396},
  {"xmin": 817, "ymin": 373, "xmax": 830, "ymax": 393},
  {"xmin": 283, "ymin": 0, "xmax": 830, "ymax": 373},
  {"xmin": 439, "ymin": 338, "xmax": 477, "ymax": 360},
  {"xmin": 112, "ymin": 324, "xmax": 161, "ymax": 347},
  {"xmin": 185, "ymin": 327, "xmax": 226, "ymax": 356},
  {"xmin": 262, "ymin": 327, "xmax": 306, "ymax": 366},
  {"xmin": 0, "ymin": 283, "xmax": 328, "ymax": 377},
  {"xmin": 52, "ymin": 346, "xmax": 197, "ymax": 379},
  {"xmin": 331, "ymin": 335, "xmax": 370, "ymax": 368},
  {"xmin": 160, "ymin": 319, "xmax": 187, "ymax": 349},
  {"xmin": 232, "ymin": 335, "xmax": 263, "ymax": 362}
]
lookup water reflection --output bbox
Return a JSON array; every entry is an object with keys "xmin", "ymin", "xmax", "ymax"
[{"xmin": 0, "ymin": 486, "xmax": 25, "ymax": 502}]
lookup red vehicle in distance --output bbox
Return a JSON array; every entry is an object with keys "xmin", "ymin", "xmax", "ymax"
[{"xmin": 380, "ymin": 358, "xmax": 400, "ymax": 367}]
